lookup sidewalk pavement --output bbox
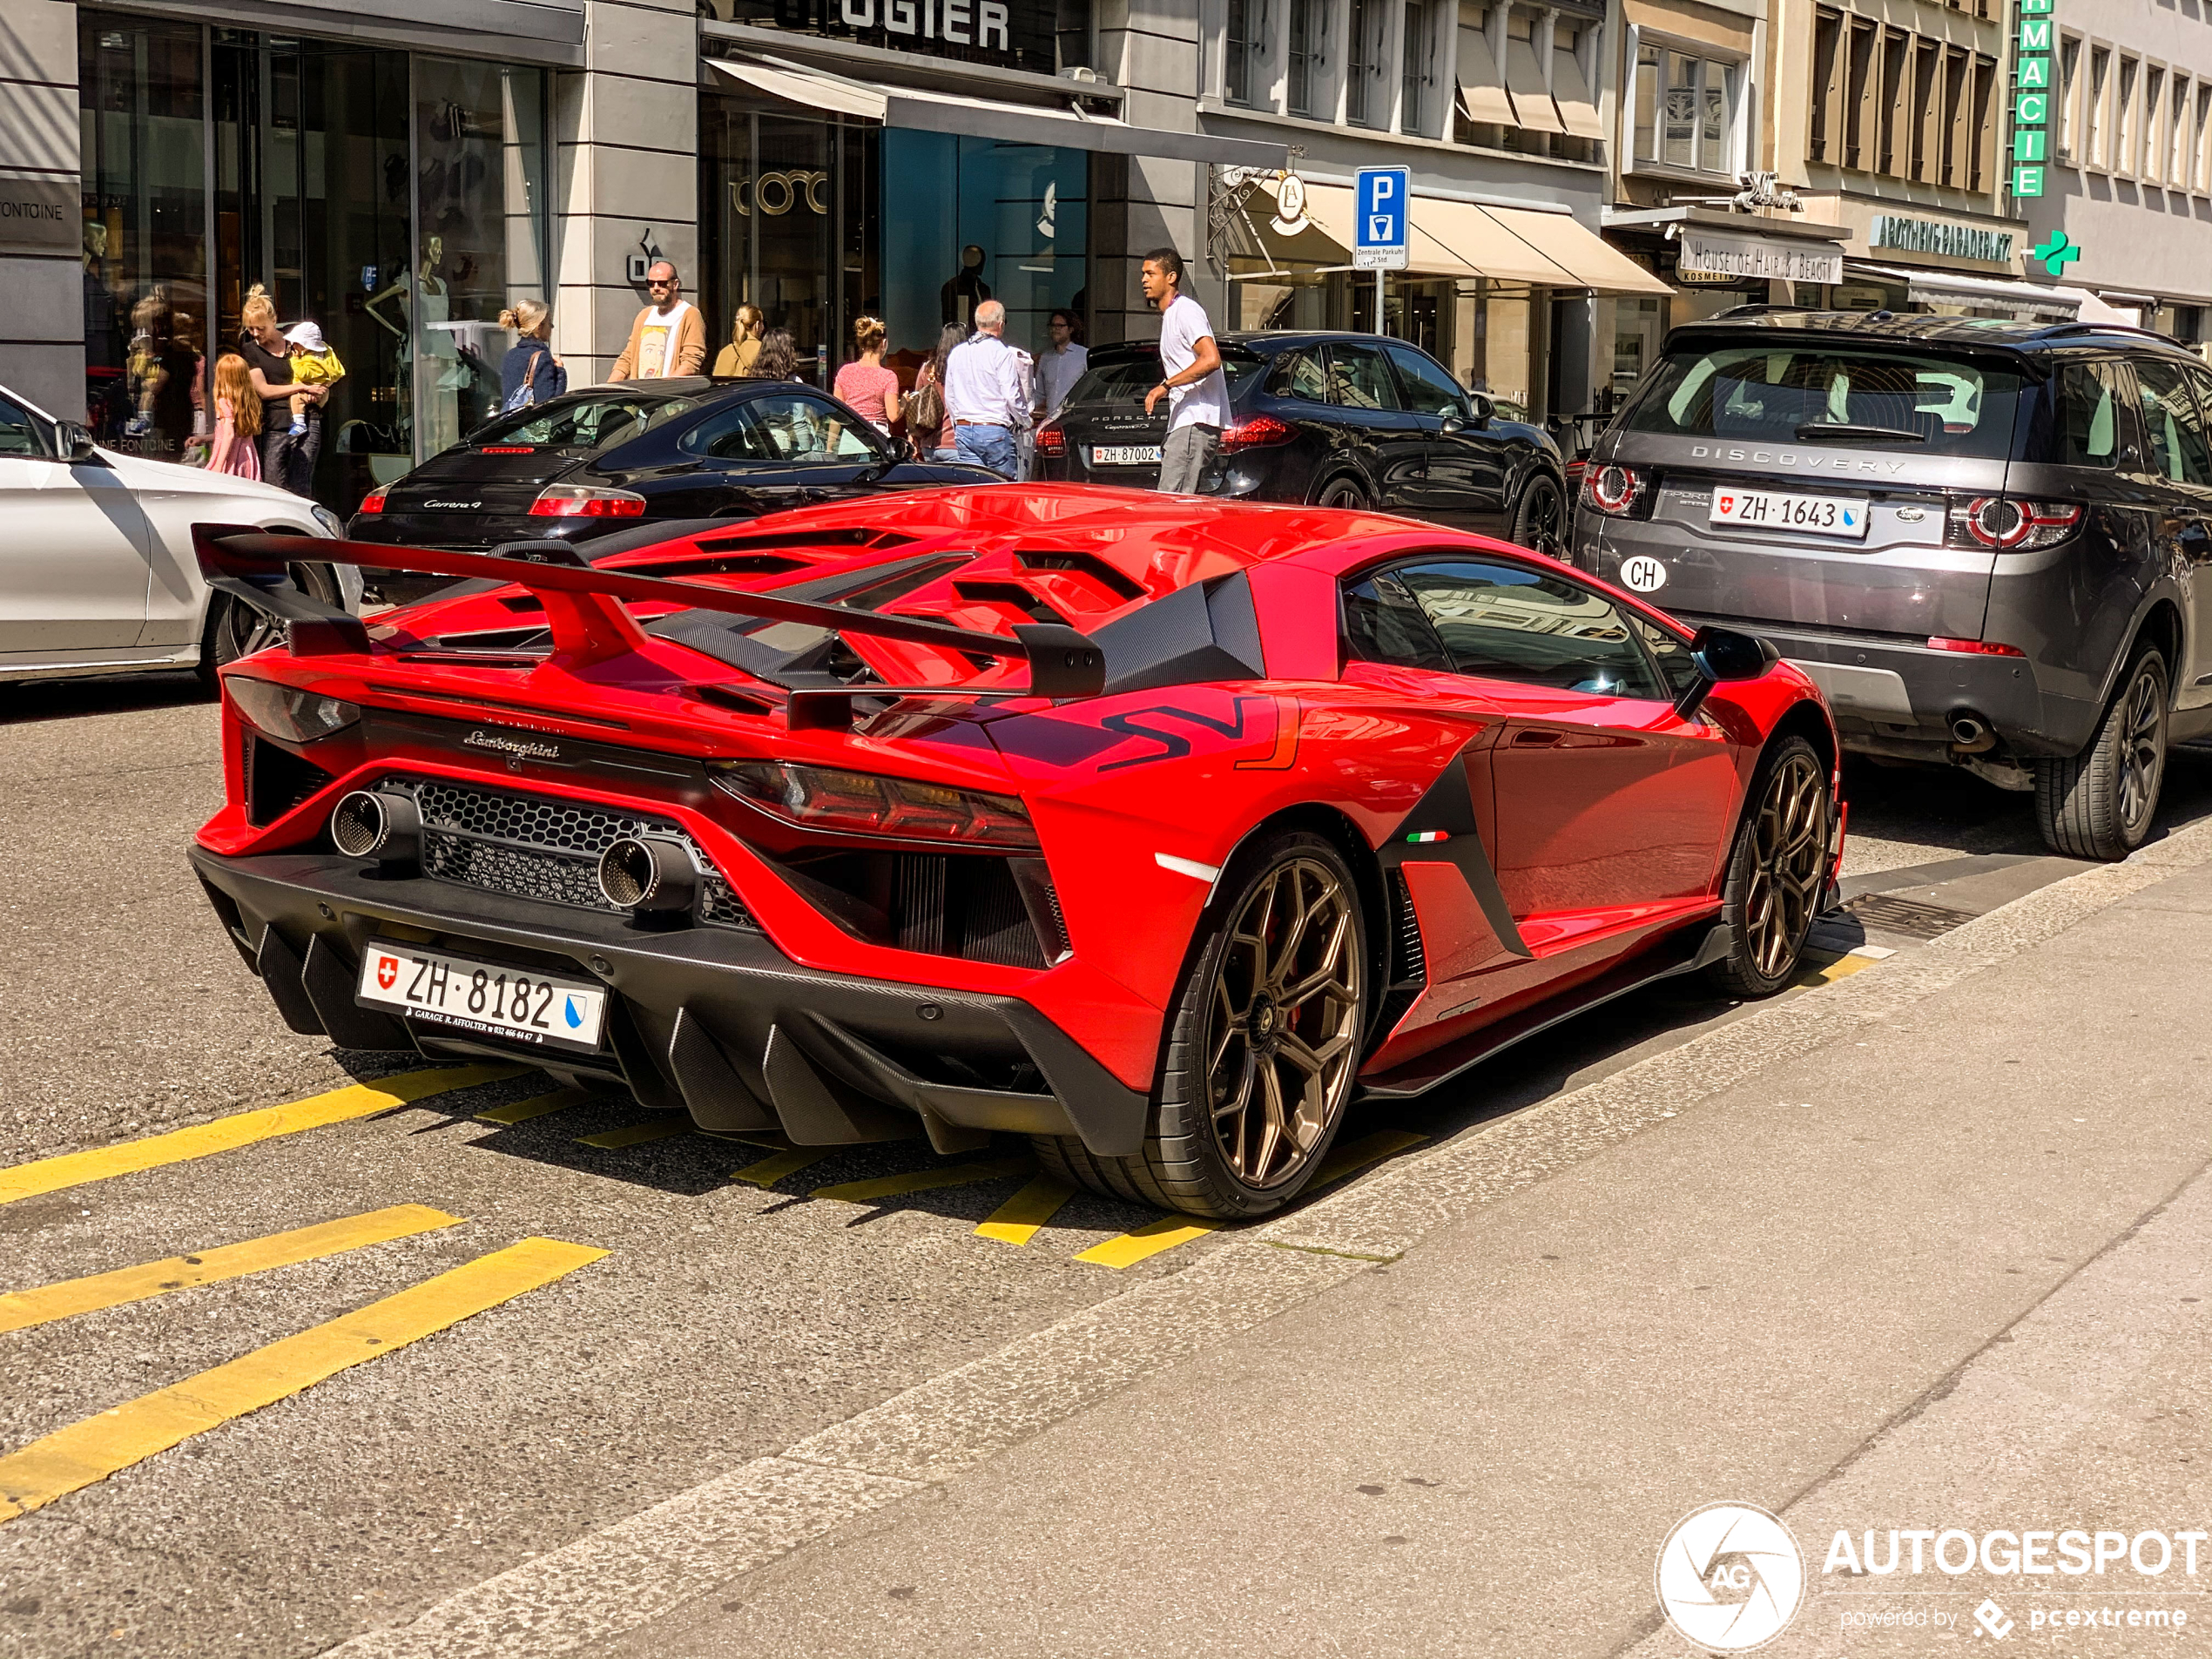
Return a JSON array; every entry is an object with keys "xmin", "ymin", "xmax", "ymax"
[{"xmin": 599, "ymin": 853, "xmax": 2212, "ymax": 1657}]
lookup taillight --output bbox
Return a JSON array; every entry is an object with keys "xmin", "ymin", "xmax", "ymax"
[
  {"xmin": 479, "ymin": 446, "xmax": 536, "ymax": 454},
  {"xmin": 707, "ymin": 760, "xmax": 1038, "ymax": 850},
  {"xmin": 1926, "ymin": 636, "xmax": 2026, "ymax": 657},
  {"xmin": 1035, "ymin": 423, "xmax": 1067, "ymax": 458},
  {"xmin": 356, "ymin": 487, "xmax": 387, "ymax": 515},
  {"xmin": 225, "ymin": 676, "xmax": 361, "ymax": 741},
  {"xmin": 529, "ymin": 483, "xmax": 647, "ymax": 518},
  {"xmin": 1581, "ymin": 462, "xmax": 1646, "ymax": 516},
  {"xmin": 1951, "ymin": 496, "xmax": 2082, "ymax": 550},
  {"xmin": 1221, "ymin": 415, "xmax": 1296, "ymax": 452}
]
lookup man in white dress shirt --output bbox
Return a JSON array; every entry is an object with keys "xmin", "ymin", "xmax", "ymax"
[
  {"xmin": 942, "ymin": 300, "xmax": 1028, "ymax": 479},
  {"xmin": 1140, "ymin": 248, "xmax": 1230, "ymax": 494}
]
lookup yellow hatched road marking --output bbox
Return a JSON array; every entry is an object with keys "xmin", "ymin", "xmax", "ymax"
[
  {"xmin": 575, "ymin": 1121, "xmax": 691, "ymax": 1150},
  {"xmin": 1309, "ymin": 1130, "xmax": 1428, "ymax": 1190},
  {"xmin": 0, "ymin": 1205, "xmax": 462, "ymax": 1337},
  {"xmin": 1818, "ymin": 950, "xmax": 1886, "ymax": 982},
  {"xmin": 0, "ymin": 1066, "xmax": 525, "ymax": 1208},
  {"xmin": 730, "ymin": 1149, "xmax": 836, "ymax": 1189},
  {"xmin": 475, "ymin": 1088, "xmax": 597, "ymax": 1125},
  {"xmin": 1076, "ymin": 1216, "xmax": 1223, "ymax": 1270},
  {"xmin": 0, "ymin": 1238, "xmax": 605, "ymax": 1524},
  {"xmin": 974, "ymin": 1175, "xmax": 1078, "ymax": 1245},
  {"xmin": 811, "ymin": 1156, "xmax": 1034, "ymax": 1204}
]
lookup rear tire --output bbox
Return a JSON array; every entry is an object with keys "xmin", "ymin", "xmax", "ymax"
[
  {"xmin": 1316, "ymin": 476, "xmax": 1369, "ymax": 510},
  {"xmin": 2034, "ymin": 645, "xmax": 2168, "ymax": 861},
  {"xmin": 1706, "ymin": 736, "xmax": 1831, "ymax": 998},
  {"xmin": 1031, "ymin": 829, "xmax": 1370, "ymax": 1220},
  {"xmin": 1510, "ymin": 473, "xmax": 1566, "ymax": 556}
]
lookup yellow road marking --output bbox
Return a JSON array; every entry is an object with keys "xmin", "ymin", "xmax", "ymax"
[
  {"xmin": 1818, "ymin": 950, "xmax": 1885, "ymax": 982},
  {"xmin": 974, "ymin": 1175, "xmax": 1078, "ymax": 1245},
  {"xmin": 575, "ymin": 1121, "xmax": 691, "ymax": 1150},
  {"xmin": 475, "ymin": 1087, "xmax": 596, "ymax": 1125},
  {"xmin": 811, "ymin": 1156, "xmax": 1034, "ymax": 1204},
  {"xmin": 730, "ymin": 1149, "xmax": 837, "ymax": 1189},
  {"xmin": 0, "ymin": 1066, "xmax": 525, "ymax": 1208},
  {"xmin": 0, "ymin": 1238, "xmax": 604, "ymax": 1523},
  {"xmin": 1309, "ymin": 1130, "xmax": 1428, "ymax": 1191},
  {"xmin": 0, "ymin": 1206, "xmax": 463, "ymax": 1337},
  {"xmin": 1076, "ymin": 1216, "xmax": 1224, "ymax": 1270}
]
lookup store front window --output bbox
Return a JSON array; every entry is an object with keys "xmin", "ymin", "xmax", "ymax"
[{"xmin": 78, "ymin": 14, "xmax": 548, "ymax": 508}]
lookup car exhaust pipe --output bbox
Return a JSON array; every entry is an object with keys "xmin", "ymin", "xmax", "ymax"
[
  {"xmin": 597, "ymin": 836, "xmax": 698, "ymax": 914},
  {"xmin": 1948, "ymin": 711, "xmax": 1996, "ymax": 753},
  {"xmin": 331, "ymin": 789, "xmax": 421, "ymax": 863}
]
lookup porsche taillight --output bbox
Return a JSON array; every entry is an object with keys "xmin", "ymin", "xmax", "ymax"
[
  {"xmin": 1221, "ymin": 415, "xmax": 1296, "ymax": 452},
  {"xmin": 529, "ymin": 483, "xmax": 646, "ymax": 518},
  {"xmin": 1035, "ymin": 423, "xmax": 1067, "ymax": 458},
  {"xmin": 708, "ymin": 760, "xmax": 1039, "ymax": 850},
  {"xmin": 356, "ymin": 487, "xmax": 388, "ymax": 515}
]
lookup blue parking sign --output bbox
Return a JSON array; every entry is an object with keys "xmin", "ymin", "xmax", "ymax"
[{"xmin": 1354, "ymin": 166, "xmax": 1409, "ymax": 270}]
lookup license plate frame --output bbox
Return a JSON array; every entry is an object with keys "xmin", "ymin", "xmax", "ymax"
[
  {"xmin": 1091, "ymin": 443, "xmax": 1163, "ymax": 467},
  {"xmin": 356, "ymin": 939, "xmax": 609, "ymax": 1055},
  {"xmin": 1709, "ymin": 487, "xmax": 1870, "ymax": 540}
]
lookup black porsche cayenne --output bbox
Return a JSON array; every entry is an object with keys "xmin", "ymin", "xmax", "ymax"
[
  {"xmin": 347, "ymin": 376, "xmax": 995, "ymax": 599},
  {"xmin": 1034, "ymin": 331, "xmax": 1569, "ymax": 547}
]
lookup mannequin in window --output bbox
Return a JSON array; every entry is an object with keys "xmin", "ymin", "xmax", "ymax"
[
  {"xmin": 941, "ymin": 245, "xmax": 991, "ymax": 328},
  {"xmin": 365, "ymin": 237, "xmax": 453, "ymax": 374}
]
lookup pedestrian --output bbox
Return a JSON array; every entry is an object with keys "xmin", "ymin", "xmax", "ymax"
[
  {"xmin": 203, "ymin": 352, "xmax": 261, "ymax": 481},
  {"xmin": 712, "ymin": 304, "xmax": 765, "ymax": 378},
  {"xmin": 755, "ymin": 328, "xmax": 799, "ymax": 381},
  {"xmin": 833, "ymin": 315, "xmax": 902, "ymax": 435},
  {"xmin": 1139, "ymin": 249, "xmax": 1230, "ymax": 495},
  {"xmin": 497, "ymin": 299, "xmax": 566, "ymax": 413},
  {"xmin": 609, "ymin": 260, "xmax": 705, "ymax": 381},
  {"xmin": 907, "ymin": 321, "xmax": 965, "ymax": 461},
  {"xmin": 280, "ymin": 320, "xmax": 344, "ymax": 436},
  {"xmin": 1033, "ymin": 307, "xmax": 1089, "ymax": 424},
  {"xmin": 942, "ymin": 300, "xmax": 1028, "ymax": 478},
  {"xmin": 237, "ymin": 284, "xmax": 328, "ymax": 496}
]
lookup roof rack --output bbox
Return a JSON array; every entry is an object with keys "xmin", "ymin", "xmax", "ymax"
[{"xmin": 2030, "ymin": 320, "xmax": 2187, "ymax": 347}]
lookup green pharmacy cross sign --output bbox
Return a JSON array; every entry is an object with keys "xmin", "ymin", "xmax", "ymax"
[{"xmin": 2012, "ymin": 0, "xmax": 2054, "ymax": 200}]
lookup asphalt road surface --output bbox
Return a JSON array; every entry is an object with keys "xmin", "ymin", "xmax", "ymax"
[{"xmin": 3, "ymin": 671, "xmax": 2208, "ymax": 1658}]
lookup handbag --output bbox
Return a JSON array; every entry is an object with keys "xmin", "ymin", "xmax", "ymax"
[
  {"xmin": 499, "ymin": 346, "xmax": 542, "ymax": 415},
  {"xmin": 906, "ymin": 370, "xmax": 945, "ymax": 443}
]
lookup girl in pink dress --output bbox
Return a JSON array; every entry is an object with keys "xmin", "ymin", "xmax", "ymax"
[
  {"xmin": 204, "ymin": 354, "xmax": 262, "ymax": 481},
  {"xmin": 832, "ymin": 315, "xmax": 902, "ymax": 435}
]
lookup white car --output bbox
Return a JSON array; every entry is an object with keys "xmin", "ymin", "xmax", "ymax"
[{"xmin": 0, "ymin": 382, "xmax": 358, "ymax": 685}]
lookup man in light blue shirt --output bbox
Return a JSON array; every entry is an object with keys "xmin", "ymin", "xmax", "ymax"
[{"xmin": 943, "ymin": 300, "xmax": 1028, "ymax": 479}]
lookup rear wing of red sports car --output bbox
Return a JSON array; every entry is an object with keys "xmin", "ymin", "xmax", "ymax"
[{"xmin": 192, "ymin": 525, "xmax": 1109, "ymax": 721}]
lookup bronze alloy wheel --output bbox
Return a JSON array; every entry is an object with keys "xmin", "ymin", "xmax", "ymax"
[
  {"xmin": 1745, "ymin": 749, "xmax": 1828, "ymax": 981},
  {"xmin": 1202, "ymin": 856, "xmax": 1364, "ymax": 1190},
  {"xmin": 2117, "ymin": 659, "xmax": 2165, "ymax": 835}
]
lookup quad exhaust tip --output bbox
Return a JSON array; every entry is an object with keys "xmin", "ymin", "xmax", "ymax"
[
  {"xmin": 331, "ymin": 789, "xmax": 420, "ymax": 862},
  {"xmin": 597, "ymin": 836, "xmax": 698, "ymax": 914}
]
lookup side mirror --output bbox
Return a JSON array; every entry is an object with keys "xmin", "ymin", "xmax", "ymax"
[
  {"xmin": 1465, "ymin": 392, "xmax": 1495, "ymax": 427},
  {"xmin": 1673, "ymin": 624, "xmax": 1779, "ymax": 720},
  {"xmin": 61, "ymin": 423, "xmax": 108, "ymax": 466}
]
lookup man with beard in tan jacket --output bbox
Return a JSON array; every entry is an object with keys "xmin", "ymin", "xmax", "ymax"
[{"xmin": 609, "ymin": 261, "xmax": 707, "ymax": 381}]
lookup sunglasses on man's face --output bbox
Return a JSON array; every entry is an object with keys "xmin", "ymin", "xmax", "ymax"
[{"xmin": 648, "ymin": 278, "xmax": 676, "ymax": 289}]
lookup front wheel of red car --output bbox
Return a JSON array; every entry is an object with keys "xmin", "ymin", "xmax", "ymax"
[
  {"xmin": 1032, "ymin": 830, "xmax": 1371, "ymax": 1221},
  {"xmin": 1706, "ymin": 736, "xmax": 1831, "ymax": 999}
]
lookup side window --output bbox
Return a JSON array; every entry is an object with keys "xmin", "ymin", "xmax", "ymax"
[
  {"xmin": 0, "ymin": 395, "xmax": 50, "ymax": 457},
  {"xmin": 1267, "ymin": 350, "xmax": 1328, "ymax": 403},
  {"xmin": 2056, "ymin": 360, "xmax": 2126, "ymax": 469},
  {"xmin": 1325, "ymin": 342, "xmax": 1402, "ymax": 412},
  {"xmin": 2134, "ymin": 358, "xmax": 2212, "ymax": 486},
  {"xmin": 678, "ymin": 405, "xmax": 772, "ymax": 462},
  {"xmin": 741, "ymin": 394, "xmax": 881, "ymax": 462},
  {"xmin": 1384, "ymin": 345, "xmax": 1468, "ymax": 420},
  {"xmin": 1629, "ymin": 614, "xmax": 1703, "ymax": 699},
  {"xmin": 1394, "ymin": 558, "xmax": 1670, "ymax": 699},
  {"xmin": 1342, "ymin": 570, "xmax": 1453, "ymax": 673}
]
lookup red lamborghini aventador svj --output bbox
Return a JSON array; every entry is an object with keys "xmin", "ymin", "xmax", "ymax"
[{"xmin": 189, "ymin": 485, "xmax": 1841, "ymax": 1218}]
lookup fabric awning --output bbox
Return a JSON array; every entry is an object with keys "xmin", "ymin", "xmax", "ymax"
[
  {"xmin": 1848, "ymin": 260, "xmax": 2131, "ymax": 323},
  {"xmin": 1455, "ymin": 26, "xmax": 1514, "ymax": 126},
  {"xmin": 705, "ymin": 57, "xmax": 1286, "ymax": 166},
  {"xmin": 1253, "ymin": 179, "xmax": 1669, "ymax": 293},
  {"xmin": 1549, "ymin": 47, "xmax": 1604, "ymax": 140},
  {"xmin": 1502, "ymin": 37, "xmax": 1564, "ymax": 133}
]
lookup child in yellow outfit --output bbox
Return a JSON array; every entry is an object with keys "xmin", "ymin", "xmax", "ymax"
[{"xmin": 281, "ymin": 321, "xmax": 343, "ymax": 435}]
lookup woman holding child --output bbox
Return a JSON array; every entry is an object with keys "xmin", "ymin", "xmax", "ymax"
[{"xmin": 237, "ymin": 285, "xmax": 342, "ymax": 496}]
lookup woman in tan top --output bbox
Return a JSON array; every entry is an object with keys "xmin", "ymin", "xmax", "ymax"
[{"xmin": 712, "ymin": 304, "xmax": 765, "ymax": 378}]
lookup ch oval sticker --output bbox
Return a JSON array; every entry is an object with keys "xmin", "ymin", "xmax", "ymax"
[{"xmin": 1621, "ymin": 555, "xmax": 1668, "ymax": 593}]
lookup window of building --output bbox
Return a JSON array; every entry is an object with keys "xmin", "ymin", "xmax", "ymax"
[
  {"xmin": 1632, "ymin": 41, "xmax": 1661, "ymax": 161},
  {"xmin": 2172, "ymin": 74, "xmax": 2191, "ymax": 185},
  {"xmin": 1635, "ymin": 45, "xmax": 1736, "ymax": 173},
  {"xmin": 2143, "ymin": 66, "xmax": 2166, "ymax": 181},
  {"xmin": 1346, "ymin": 0, "xmax": 1381, "ymax": 125},
  {"xmin": 2118, "ymin": 57, "xmax": 2140, "ymax": 177},
  {"xmin": 2088, "ymin": 45, "xmax": 2110, "ymax": 168},
  {"xmin": 1402, "ymin": 0, "xmax": 1434, "ymax": 133},
  {"xmin": 2196, "ymin": 82, "xmax": 2212, "ymax": 192},
  {"xmin": 1877, "ymin": 29, "xmax": 1908, "ymax": 175},
  {"xmin": 1809, "ymin": 9, "xmax": 1841, "ymax": 162},
  {"xmin": 2058, "ymin": 35, "xmax": 2080, "ymax": 160},
  {"xmin": 1911, "ymin": 38, "xmax": 1941, "ymax": 183},
  {"xmin": 1288, "ymin": 0, "xmax": 1325, "ymax": 117},
  {"xmin": 1224, "ymin": 0, "xmax": 1256, "ymax": 105},
  {"xmin": 1844, "ymin": 18, "xmax": 1877, "ymax": 170}
]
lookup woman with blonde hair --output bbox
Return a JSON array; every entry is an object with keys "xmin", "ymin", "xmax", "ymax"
[
  {"xmin": 831, "ymin": 314, "xmax": 900, "ymax": 435},
  {"xmin": 497, "ymin": 298, "xmax": 565, "ymax": 413},
  {"xmin": 203, "ymin": 353, "xmax": 261, "ymax": 480},
  {"xmin": 713, "ymin": 304, "xmax": 765, "ymax": 378}
]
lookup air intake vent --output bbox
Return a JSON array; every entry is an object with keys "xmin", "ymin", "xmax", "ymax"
[{"xmin": 245, "ymin": 737, "xmax": 335, "ymax": 827}]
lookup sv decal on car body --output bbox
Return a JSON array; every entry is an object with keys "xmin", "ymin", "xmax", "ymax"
[{"xmin": 1096, "ymin": 694, "xmax": 1301, "ymax": 772}]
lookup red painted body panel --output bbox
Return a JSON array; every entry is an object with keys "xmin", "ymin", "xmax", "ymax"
[{"xmin": 192, "ymin": 484, "xmax": 1839, "ymax": 1114}]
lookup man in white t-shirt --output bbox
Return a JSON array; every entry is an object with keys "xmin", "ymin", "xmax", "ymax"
[{"xmin": 1140, "ymin": 248, "xmax": 1230, "ymax": 494}]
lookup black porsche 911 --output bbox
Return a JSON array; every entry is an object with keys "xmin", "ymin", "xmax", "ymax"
[
  {"xmin": 1034, "ymin": 332, "xmax": 1568, "ymax": 550},
  {"xmin": 348, "ymin": 376, "xmax": 997, "ymax": 601}
]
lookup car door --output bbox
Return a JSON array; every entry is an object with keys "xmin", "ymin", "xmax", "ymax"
[
  {"xmin": 1383, "ymin": 342, "xmax": 1507, "ymax": 531},
  {"xmin": 772, "ymin": 390, "xmax": 906, "ymax": 506},
  {"xmin": 661, "ymin": 396, "xmax": 804, "ymax": 517},
  {"xmin": 1323, "ymin": 341, "xmax": 1426, "ymax": 513},
  {"xmin": 1390, "ymin": 556, "xmax": 1741, "ymax": 944},
  {"xmin": 2167, "ymin": 361, "xmax": 2212, "ymax": 729},
  {"xmin": 0, "ymin": 394, "xmax": 156, "ymax": 660}
]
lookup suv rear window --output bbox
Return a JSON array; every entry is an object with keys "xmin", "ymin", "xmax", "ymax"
[
  {"xmin": 1063, "ymin": 347, "xmax": 1264, "ymax": 408},
  {"xmin": 1622, "ymin": 342, "xmax": 2024, "ymax": 460}
]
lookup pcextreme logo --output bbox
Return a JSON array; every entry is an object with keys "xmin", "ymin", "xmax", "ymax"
[{"xmin": 1656, "ymin": 1502, "xmax": 1806, "ymax": 1651}]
